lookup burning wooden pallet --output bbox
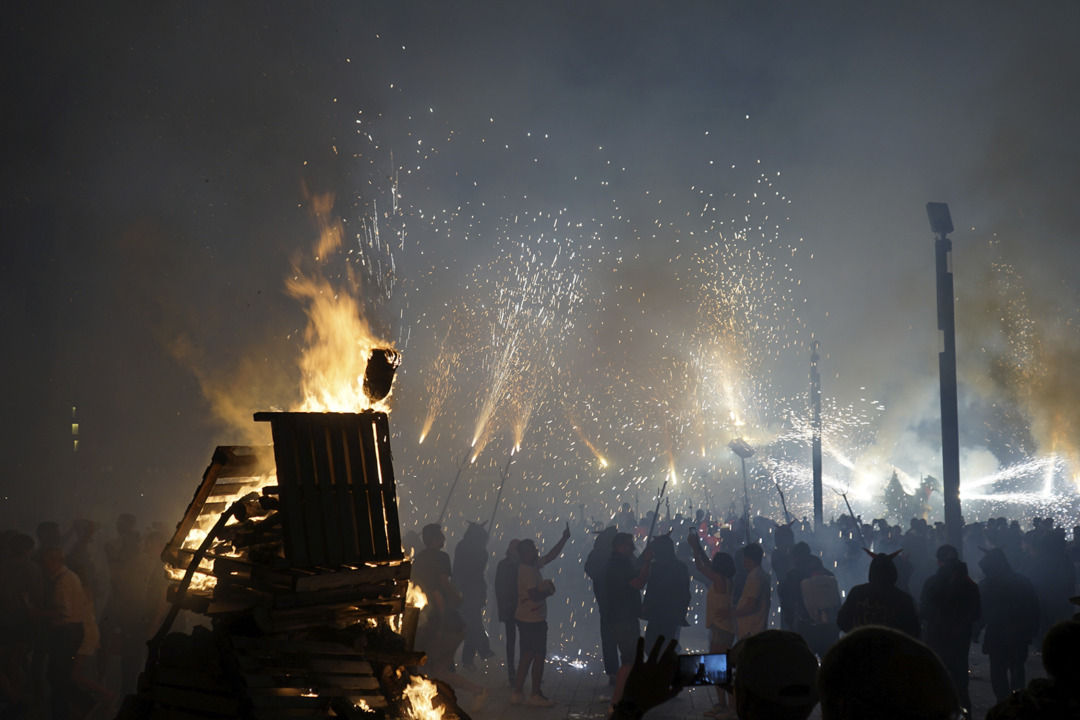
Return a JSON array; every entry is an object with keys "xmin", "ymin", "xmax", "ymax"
[{"xmin": 118, "ymin": 410, "xmax": 469, "ymax": 720}]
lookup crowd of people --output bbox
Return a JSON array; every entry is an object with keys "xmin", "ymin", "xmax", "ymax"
[
  {"xmin": 406, "ymin": 504, "xmax": 1080, "ymax": 719},
  {"xmin": 3, "ymin": 502, "xmax": 1078, "ymax": 720},
  {"xmin": 0, "ymin": 515, "xmax": 170, "ymax": 719}
]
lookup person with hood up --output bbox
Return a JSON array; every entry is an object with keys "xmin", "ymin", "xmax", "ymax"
[
  {"xmin": 836, "ymin": 549, "xmax": 920, "ymax": 638},
  {"xmin": 920, "ymin": 544, "xmax": 980, "ymax": 714},
  {"xmin": 974, "ymin": 546, "xmax": 1040, "ymax": 702}
]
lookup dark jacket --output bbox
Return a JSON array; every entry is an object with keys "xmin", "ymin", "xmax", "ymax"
[
  {"xmin": 921, "ymin": 559, "xmax": 980, "ymax": 654},
  {"xmin": 493, "ymin": 555, "xmax": 519, "ymax": 623},
  {"xmin": 452, "ymin": 523, "xmax": 489, "ymax": 608},
  {"xmin": 976, "ymin": 548, "xmax": 1040, "ymax": 652},
  {"xmin": 837, "ymin": 553, "xmax": 920, "ymax": 638},
  {"xmin": 605, "ymin": 552, "xmax": 642, "ymax": 623}
]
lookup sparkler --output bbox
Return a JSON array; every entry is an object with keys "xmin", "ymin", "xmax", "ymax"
[
  {"xmin": 436, "ymin": 446, "xmax": 472, "ymax": 525},
  {"xmin": 646, "ymin": 479, "xmax": 668, "ymax": 541},
  {"xmin": 338, "ymin": 107, "xmax": 1079, "ymax": 533},
  {"xmin": 488, "ymin": 448, "xmax": 516, "ymax": 531}
]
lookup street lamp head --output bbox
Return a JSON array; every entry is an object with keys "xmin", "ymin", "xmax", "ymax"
[
  {"xmin": 729, "ymin": 437, "xmax": 755, "ymax": 459},
  {"xmin": 926, "ymin": 202, "xmax": 953, "ymax": 237}
]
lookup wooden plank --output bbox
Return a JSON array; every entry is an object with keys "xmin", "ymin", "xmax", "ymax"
[
  {"xmin": 266, "ymin": 419, "xmax": 309, "ymax": 567},
  {"xmin": 234, "ymin": 655, "xmax": 375, "ymax": 675},
  {"xmin": 372, "ymin": 413, "xmax": 405, "ymax": 560},
  {"xmin": 245, "ymin": 679, "xmax": 380, "ymax": 694},
  {"xmin": 272, "ymin": 579, "xmax": 408, "ymax": 610},
  {"xmin": 163, "ymin": 454, "xmax": 227, "ymax": 567},
  {"xmin": 231, "ymin": 636, "xmax": 369, "ymax": 659},
  {"xmin": 248, "ymin": 693, "xmax": 325, "ymax": 709},
  {"xmin": 330, "ymin": 421, "xmax": 361, "ymax": 566},
  {"xmin": 148, "ymin": 704, "xmax": 224, "ymax": 720},
  {"xmin": 148, "ymin": 686, "xmax": 239, "ymax": 715},
  {"xmin": 292, "ymin": 561, "xmax": 410, "ymax": 593},
  {"xmin": 355, "ymin": 414, "xmax": 390, "ymax": 561},
  {"xmin": 152, "ymin": 667, "xmax": 229, "ymax": 692},
  {"xmin": 311, "ymin": 416, "xmax": 344, "ymax": 566},
  {"xmin": 242, "ymin": 674, "xmax": 380, "ymax": 690},
  {"xmin": 206, "ymin": 480, "xmax": 264, "ymax": 497},
  {"xmin": 343, "ymin": 419, "xmax": 377, "ymax": 561},
  {"xmin": 293, "ymin": 415, "xmax": 329, "ymax": 567}
]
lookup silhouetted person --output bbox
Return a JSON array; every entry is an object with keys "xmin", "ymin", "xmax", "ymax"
[
  {"xmin": 584, "ymin": 526, "xmax": 619, "ymax": 683},
  {"xmin": 605, "ymin": 533, "xmax": 652, "ymax": 677},
  {"xmin": 452, "ymin": 521, "xmax": 494, "ymax": 669},
  {"xmin": 410, "ymin": 523, "xmax": 488, "ymax": 712},
  {"xmin": 778, "ymin": 542, "xmax": 812, "ymax": 632},
  {"xmin": 975, "ymin": 546, "xmax": 1040, "ymax": 702},
  {"xmin": 688, "ymin": 532, "xmax": 735, "ymax": 716},
  {"xmin": 1028, "ymin": 533, "xmax": 1076, "ymax": 641},
  {"xmin": 97, "ymin": 513, "xmax": 148, "ymax": 697},
  {"xmin": 642, "ymin": 535, "xmax": 691, "ymax": 649},
  {"xmin": 796, "ymin": 556, "xmax": 840, "ymax": 657},
  {"xmin": 986, "ymin": 620, "xmax": 1080, "ymax": 720},
  {"xmin": 494, "ymin": 538, "xmax": 520, "ymax": 686},
  {"xmin": 836, "ymin": 550, "xmax": 919, "ymax": 638},
  {"xmin": 732, "ymin": 629, "xmax": 819, "ymax": 720},
  {"xmin": 0, "ymin": 531, "xmax": 41, "ymax": 716},
  {"xmin": 818, "ymin": 626, "xmax": 960, "ymax": 720},
  {"xmin": 615, "ymin": 503, "xmax": 636, "ymax": 534},
  {"xmin": 511, "ymin": 524, "xmax": 570, "ymax": 708},
  {"xmin": 39, "ymin": 546, "xmax": 89, "ymax": 720},
  {"xmin": 723, "ymin": 544, "xmax": 770, "ymax": 640},
  {"xmin": 920, "ymin": 544, "xmax": 980, "ymax": 713}
]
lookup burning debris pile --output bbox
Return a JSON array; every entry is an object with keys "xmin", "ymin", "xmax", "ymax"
[{"xmin": 116, "ymin": 364, "xmax": 470, "ymax": 720}]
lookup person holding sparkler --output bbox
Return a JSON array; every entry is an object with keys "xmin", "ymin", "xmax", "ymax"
[{"xmin": 510, "ymin": 523, "xmax": 571, "ymax": 707}]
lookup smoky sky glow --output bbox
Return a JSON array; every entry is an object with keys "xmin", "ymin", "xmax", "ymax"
[{"xmin": 4, "ymin": 1, "xmax": 1080, "ymax": 533}]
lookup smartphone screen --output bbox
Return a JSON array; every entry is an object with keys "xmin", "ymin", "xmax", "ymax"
[{"xmin": 673, "ymin": 652, "xmax": 730, "ymax": 686}]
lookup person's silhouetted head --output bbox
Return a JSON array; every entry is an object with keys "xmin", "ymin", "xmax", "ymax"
[
  {"xmin": 743, "ymin": 543, "xmax": 764, "ymax": 568},
  {"xmin": 421, "ymin": 523, "xmax": 444, "ymax": 549},
  {"xmin": 1041, "ymin": 620, "xmax": 1080, "ymax": 685},
  {"xmin": 819, "ymin": 626, "xmax": 959, "ymax": 720},
  {"xmin": 711, "ymin": 551, "xmax": 736, "ymax": 579},
  {"xmin": 732, "ymin": 630, "xmax": 818, "ymax": 720}
]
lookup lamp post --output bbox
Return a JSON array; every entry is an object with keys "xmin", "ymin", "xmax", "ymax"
[
  {"xmin": 729, "ymin": 438, "xmax": 755, "ymax": 543},
  {"xmin": 927, "ymin": 202, "xmax": 963, "ymax": 551}
]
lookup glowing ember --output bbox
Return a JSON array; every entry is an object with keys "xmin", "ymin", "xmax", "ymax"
[{"xmin": 406, "ymin": 581, "xmax": 428, "ymax": 610}]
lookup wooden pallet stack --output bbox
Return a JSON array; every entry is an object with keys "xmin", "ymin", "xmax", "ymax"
[{"xmin": 118, "ymin": 411, "xmax": 465, "ymax": 720}]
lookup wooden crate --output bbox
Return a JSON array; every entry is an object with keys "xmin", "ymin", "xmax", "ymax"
[
  {"xmin": 163, "ymin": 446, "xmax": 277, "ymax": 570},
  {"xmin": 253, "ymin": 412, "xmax": 404, "ymax": 569}
]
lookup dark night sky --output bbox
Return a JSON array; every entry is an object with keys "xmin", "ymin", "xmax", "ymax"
[{"xmin": 4, "ymin": 1, "xmax": 1080, "ymax": 532}]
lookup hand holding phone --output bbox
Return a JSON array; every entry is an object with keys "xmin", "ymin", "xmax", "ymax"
[{"xmin": 672, "ymin": 652, "xmax": 730, "ymax": 686}]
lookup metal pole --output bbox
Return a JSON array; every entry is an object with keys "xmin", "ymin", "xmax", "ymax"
[
  {"xmin": 811, "ymin": 341, "xmax": 823, "ymax": 532},
  {"xmin": 437, "ymin": 446, "xmax": 471, "ymax": 524},
  {"xmin": 928, "ymin": 202, "xmax": 963, "ymax": 552},
  {"xmin": 646, "ymin": 480, "xmax": 668, "ymax": 542},
  {"xmin": 840, "ymin": 491, "xmax": 868, "ymax": 549},
  {"xmin": 771, "ymin": 471, "xmax": 792, "ymax": 526},
  {"xmin": 488, "ymin": 450, "xmax": 515, "ymax": 530},
  {"xmin": 741, "ymin": 457, "xmax": 751, "ymax": 544}
]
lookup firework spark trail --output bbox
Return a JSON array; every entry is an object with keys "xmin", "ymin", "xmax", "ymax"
[
  {"xmin": 341, "ymin": 108, "xmax": 1080, "ymax": 531},
  {"xmin": 465, "ymin": 233, "xmax": 590, "ymax": 462},
  {"xmin": 418, "ymin": 330, "xmax": 460, "ymax": 444}
]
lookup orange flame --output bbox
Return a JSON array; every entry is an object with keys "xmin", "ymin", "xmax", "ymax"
[
  {"xmin": 287, "ymin": 191, "xmax": 395, "ymax": 413},
  {"xmin": 403, "ymin": 675, "xmax": 444, "ymax": 720}
]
